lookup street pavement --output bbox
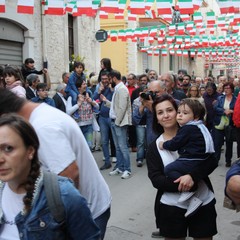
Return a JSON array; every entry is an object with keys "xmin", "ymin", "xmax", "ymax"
[{"xmin": 93, "ymin": 143, "xmax": 240, "ymax": 240}]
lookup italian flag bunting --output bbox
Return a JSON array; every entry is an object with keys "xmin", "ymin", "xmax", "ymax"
[
  {"xmin": 66, "ymin": 1, "xmax": 76, "ymax": 13},
  {"xmin": 183, "ymin": 50, "xmax": 188, "ymax": 57},
  {"xmin": 162, "ymin": 14, "xmax": 172, "ymax": 22},
  {"xmin": 145, "ymin": 0, "xmax": 154, "ymax": 10},
  {"xmin": 178, "ymin": 0, "xmax": 194, "ymax": 14},
  {"xmin": 76, "ymin": 0, "xmax": 93, "ymax": 16},
  {"xmin": 206, "ymin": 12, "xmax": 216, "ymax": 25},
  {"xmin": 128, "ymin": 0, "xmax": 146, "ymax": 15},
  {"xmin": 127, "ymin": 13, "xmax": 137, "ymax": 21},
  {"xmin": 193, "ymin": 12, "xmax": 203, "ymax": 23},
  {"xmin": 217, "ymin": 16, "xmax": 226, "ymax": 28},
  {"xmin": 156, "ymin": 0, "xmax": 172, "ymax": 15},
  {"xmin": 99, "ymin": 11, "xmax": 108, "ymax": 19},
  {"xmin": 177, "ymin": 22, "xmax": 185, "ymax": 35},
  {"xmin": 118, "ymin": 29, "xmax": 127, "ymax": 41},
  {"xmin": 17, "ymin": 0, "xmax": 34, "ymax": 14},
  {"xmin": 100, "ymin": 0, "xmax": 119, "ymax": 14},
  {"xmin": 44, "ymin": 0, "xmax": 65, "ymax": 15},
  {"xmin": 232, "ymin": 0, "xmax": 240, "ymax": 13},
  {"xmin": 0, "ymin": 0, "xmax": 5, "ymax": 13},
  {"xmin": 118, "ymin": 0, "xmax": 127, "ymax": 13},
  {"xmin": 218, "ymin": 0, "xmax": 234, "ymax": 14},
  {"xmin": 193, "ymin": 0, "xmax": 202, "ymax": 11},
  {"xmin": 114, "ymin": 13, "xmax": 124, "ymax": 19},
  {"xmin": 180, "ymin": 14, "xmax": 190, "ymax": 21},
  {"xmin": 161, "ymin": 49, "xmax": 168, "ymax": 56}
]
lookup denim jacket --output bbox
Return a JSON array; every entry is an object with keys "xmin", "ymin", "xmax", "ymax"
[
  {"xmin": 0, "ymin": 173, "xmax": 100, "ymax": 240},
  {"xmin": 213, "ymin": 94, "xmax": 237, "ymax": 126}
]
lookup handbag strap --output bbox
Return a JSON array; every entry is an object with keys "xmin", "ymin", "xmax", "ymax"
[{"xmin": 43, "ymin": 171, "xmax": 65, "ymax": 223}]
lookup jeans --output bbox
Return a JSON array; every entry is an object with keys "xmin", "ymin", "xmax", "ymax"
[
  {"xmin": 80, "ymin": 124, "xmax": 93, "ymax": 149},
  {"xmin": 213, "ymin": 127, "xmax": 234, "ymax": 163},
  {"xmin": 94, "ymin": 207, "xmax": 111, "ymax": 240},
  {"xmin": 136, "ymin": 125, "xmax": 146, "ymax": 162},
  {"xmin": 99, "ymin": 116, "xmax": 112, "ymax": 165},
  {"xmin": 111, "ymin": 122, "xmax": 131, "ymax": 172}
]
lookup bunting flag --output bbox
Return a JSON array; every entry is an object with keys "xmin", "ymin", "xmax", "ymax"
[
  {"xmin": 118, "ymin": 0, "xmax": 127, "ymax": 13},
  {"xmin": 162, "ymin": 14, "xmax": 172, "ymax": 22},
  {"xmin": 193, "ymin": 0, "xmax": 202, "ymax": 11},
  {"xmin": 186, "ymin": 21, "xmax": 194, "ymax": 31},
  {"xmin": 145, "ymin": 0, "xmax": 154, "ymax": 10},
  {"xmin": 217, "ymin": 16, "xmax": 226, "ymax": 27},
  {"xmin": 178, "ymin": 0, "xmax": 194, "ymax": 14},
  {"xmin": 0, "ymin": 0, "xmax": 5, "ymax": 13},
  {"xmin": 44, "ymin": 0, "xmax": 65, "ymax": 15},
  {"xmin": 206, "ymin": 12, "xmax": 216, "ymax": 25},
  {"xmin": 127, "ymin": 13, "xmax": 137, "ymax": 21},
  {"xmin": 76, "ymin": 0, "xmax": 93, "ymax": 16},
  {"xmin": 193, "ymin": 12, "xmax": 203, "ymax": 24},
  {"xmin": 218, "ymin": 0, "xmax": 234, "ymax": 14},
  {"xmin": 181, "ymin": 14, "xmax": 190, "ymax": 21},
  {"xmin": 161, "ymin": 49, "xmax": 168, "ymax": 56},
  {"xmin": 128, "ymin": 0, "xmax": 146, "ymax": 15},
  {"xmin": 92, "ymin": 0, "xmax": 101, "ymax": 16},
  {"xmin": 17, "ymin": 0, "xmax": 34, "ymax": 14},
  {"xmin": 177, "ymin": 22, "xmax": 185, "ymax": 35},
  {"xmin": 66, "ymin": 1, "xmax": 76, "ymax": 12},
  {"xmin": 114, "ymin": 13, "xmax": 124, "ymax": 19},
  {"xmin": 232, "ymin": 0, "xmax": 240, "ymax": 13},
  {"xmin": 168, "ymin": 24, "xmax": 176, "ymax": 35},
  {"xmin": 100, "ymin": 0, "xmax": 119, "ymax": 13},
  {"xmin": 99, "ymin": 10, "xmax": 108, "ymax": 18},
  {"xmin": 156, "ymin": 0, "xmax": 172, "ymax": 15}
]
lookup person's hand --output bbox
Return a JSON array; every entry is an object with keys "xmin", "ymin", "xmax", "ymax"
[
  {"xmin": 85, "ymin": 93, "xmax": 92, "ymax": 104},
  {"xmin": 77, "ymin": 94, "xmax": 84, "ymax": 105},
  {"xmin": 141, "ymin": 97, "xmax": 153, "ymax": 112},
  {"xmin": 42, "ymin": 68, "xmax": 48, "ymax": 74},
  {"xmin": 98, "ymin": 82, "xmax": 104, "ymax": 94},
  {"xmin": 174, "ymin": 174, "xmax": 194, "ymax": 192},
  {"xmin": 224, "ymin": 109, "xmax": 233, "ymax": 116},
  {"xmin": 159, "ymin": 141, "xmax": 164, "ymax": 150},
  {"xmin": 100, "ymin": 94, "xmax": 107, "ymax": 102}
]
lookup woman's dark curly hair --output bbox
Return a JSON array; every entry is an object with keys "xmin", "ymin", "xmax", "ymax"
[{"xmin": 0, "ymin": 114, "xmax": 40, "ymax": 213}]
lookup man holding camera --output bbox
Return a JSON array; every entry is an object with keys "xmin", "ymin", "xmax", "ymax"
[{"xmin": 133, "ymin": 80, "xmax": 166, "ymax": 145}]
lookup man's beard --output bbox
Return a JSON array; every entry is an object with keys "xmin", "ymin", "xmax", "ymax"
[{"xmin": 111, "ymin": 81, "xmax": 116, "ymax": 88}]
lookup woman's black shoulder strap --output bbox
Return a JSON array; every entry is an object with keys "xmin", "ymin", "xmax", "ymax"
[{"xmin": 43, "ymin": 171, "xmax": 65, "ymax": 223}]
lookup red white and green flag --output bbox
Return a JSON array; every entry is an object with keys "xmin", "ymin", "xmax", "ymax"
[
  {"xmin": 177, "ymin": 22, "xmax": 185, "ymax": 35},
  {"xmin": 156, "ymin": 0, "xmax": 172, "ymax": 15},
  {"xmin": 197, "ymin": 49, "xmax": 203, "ymax": 57},
  {"xmin": 92, "ymin": 0, "xmax": 101, "ymax": 16},
  {"xmin": 193, "ymin": 12, "xmax": 203, "ymax": 23},
  {"xmin": 193, "ymin": 0, "xmax": 202, "ymax": 11},
  {"xmin": 114, "ymin": 13, "xmax": 124, "ymax": 19},
  {"xmin": 157, "ymin": 37, "xmax": 164, "ymax": 44},
  {"xmin": 17, "ymin": 0, "xmax": 34, "ymax": 14},
  {"xmin": 100, "ymin": 0, "xmax": 119, "ymax": 13},
  {"xmin": 190, "ymin": 49, "xmax": 196, "ymax": 57},
  {"xmin": 153, "ymin": 49, "xmax": 160, "ymax": 56},
  {"xmin": 189, "ymin": 27, "xmax": 196, "ymax": 35},
  {"xmin": 44, "ymin": 0, "xmax": 65, "ymax": 15},
  {"xmin": 181, "ymin": 14, "xmax": 190, "ymax": 21},
  {"xmin": 175, "ymin": 36, "xmax": 183, "ymax": 44},
  {"xmin": 178, "ymin": 0, "xmax": 194, "ymax": 14},
  {"xmin": 149, "ymin": 27, "xmax": 158, "ymax": 37},
  {"xmin": 218, "ymin": 0, "xmax": 234, "ymax": 14},
  {"xmin": 217, "ymin": 16, "xmax": 226, "ymax": 27},
  {"xmin": 118, "ymin": 0, "xmax": 127, "ymax": 13},
  {"xmin": 168, "ymin": 24, "xmax": 176, "ymax": 35},
  {"xmin": 206, "ymin": 12, "xmax": 216, "ymax": 25},
  {"xmin": 183, "ymin": 50, "xmax": 188, "ymax": 57},
  {"xmin": 186, "ymin": 21, "xmax": 194, "ymax": 31},
  {"xmin": 176, "ymin": 49, "xmax": 182, "ymax": 56},
  {"xmin": 76, "ymin": 0, "xmax": 93, "ymax": 16},
  {"xmin": 169, "ymin": 49, "xmax": 175, "ymax": 55},
  {"xmin": 118, "ymin": 29, "xmax": 127, "ymax": 41},
  {"xmin": 127, "ymin": 13, "xmax": 137, "ymax": 21},
  {"xmin": 162, "ymin": 14, "xmax": 172, "ymax": 22},
  {"xmin": 109, "ymin": 30, "xmax": 118, "ymax": 41},
  {"xmin": 0, "ymin": 0, "xmax": 5, "ymax": 13},
  {"xmin": 232, "ymin": 0, "xmax": 240, "ymax": 13},
  {"xmin": 145, "ymin": 0, "xmax": 154, "ymax": 10},
  {"xmin": 99, "ymin": 10, "xmax": 108, "ymax": 18},
  {"xmin": 128, "ymin": 0, "xmax": 146, "ymax": 15},
  {"xmin": 66, "ymin": 1, "xmax": 76, "ymax": 13},
  {"xmin": 161, "ymin": 49, "xmax": 168, "ymax": 56}
]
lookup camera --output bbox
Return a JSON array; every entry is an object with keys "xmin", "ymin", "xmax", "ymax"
[{"xmin": 140, "ymin": 91, "xmax": 156, "ymax": 100}]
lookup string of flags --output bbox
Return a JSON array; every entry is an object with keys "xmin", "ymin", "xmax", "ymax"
[{"xmin": 0, "ymin": 0, "xmax": 239, "ymax": 16}]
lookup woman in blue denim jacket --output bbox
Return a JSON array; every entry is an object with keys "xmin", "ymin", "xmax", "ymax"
[
  {"xmin": 213, "ymin": 82, "xmax": 237, "ymax": 167},
  {"xmin": 0, "ymin": 114, "xmax": 100, "ymax": 240}
]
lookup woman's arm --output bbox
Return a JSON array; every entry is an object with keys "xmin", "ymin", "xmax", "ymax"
[{"xmin": 146, "ymin": 143, "xmax": 179, "ymax": 192}]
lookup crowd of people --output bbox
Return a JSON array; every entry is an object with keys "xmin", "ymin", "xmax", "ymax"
[{"xmin": 0, "ymin": 57, "xmax": 240, "ymax": 239}]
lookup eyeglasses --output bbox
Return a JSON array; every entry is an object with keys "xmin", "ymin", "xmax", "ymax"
[
  {"xmin": 224, "ymin": 87, "xmax": 231, "ymax": 90},
  {"xmin": 38, "ymin": 89, "xmax": 49, "ymax": 92},
  {"xmin": 190, "ymin": 89, "xmax": 198, "ymax": 91}
]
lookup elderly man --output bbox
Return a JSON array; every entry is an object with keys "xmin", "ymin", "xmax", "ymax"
[
  {"xmin": 25, "ymin": 74, "xmax": 40, "ymax": 99},
  {"xmin": 148, "ymin": 69, "xmax": 158, "ymax": 82},
  {"xmin": 53, "ymin": 83, "xmax": 67, "ymax": 112},
  {"xmin": 160, "ymin": 73, "xmax": 187, "ymax": 100},
  {"xmin": 132, "ymin": 80, "xmax": 166, "ymax": 145}
]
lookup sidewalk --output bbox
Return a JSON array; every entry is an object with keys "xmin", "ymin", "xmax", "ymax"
[{"xmin": 93, "ymin": 143, "xmax": 240, "ymax": 240}]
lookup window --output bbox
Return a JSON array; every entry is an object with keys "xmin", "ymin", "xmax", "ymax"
[{"xmin": 68, "ymin": 14, "xmax": 74, "ymax": 60}]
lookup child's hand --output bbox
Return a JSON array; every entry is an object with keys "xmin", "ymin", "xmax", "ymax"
[
  {"xmin": 100, "ymin": 94, "xmax": 107, "ymax": 102},
  {"xmin": 85, "ymin": 93, "xmax": 92, "ymax": 103},
  {"xmin": 159, "ymin": 141, "xmax": 164, "ymax": 150}
]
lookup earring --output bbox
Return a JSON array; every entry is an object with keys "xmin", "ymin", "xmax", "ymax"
[{"xmin": 29, "ymin": 155, "xmax": 33, "ymax": 160}]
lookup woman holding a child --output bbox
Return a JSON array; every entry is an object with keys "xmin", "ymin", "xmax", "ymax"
[{"xmin": 146, "ymin": 94, "xmax": 218, "ymax": 240}]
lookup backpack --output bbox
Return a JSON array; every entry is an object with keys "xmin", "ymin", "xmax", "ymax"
[{"xmin": 43, "ymin": 171, "xmax": 65, "ymax": 223}]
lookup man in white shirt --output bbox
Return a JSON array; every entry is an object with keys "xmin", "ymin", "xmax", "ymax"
[{"xmin": 0, "ymin": 89, "xmax": 111, "ymax": 240}]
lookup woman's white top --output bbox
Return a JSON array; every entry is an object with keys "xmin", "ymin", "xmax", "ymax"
[
  {"xmin": 0, "ymin": 183, "xmax": 24, "ymax": 240},
  {"xmin": 156, "ymin": 134, "xmax": 215, "ymax": 209}
]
